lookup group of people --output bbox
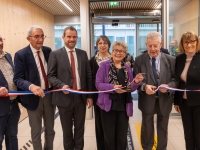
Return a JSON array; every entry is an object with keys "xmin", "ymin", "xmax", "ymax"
[{"xmin": 0, "ymin": 25, "xmax": 200, "ymax": 150}]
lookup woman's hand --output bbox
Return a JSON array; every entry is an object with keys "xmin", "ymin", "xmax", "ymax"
[
  {"xmin": 114, "ymin": 85, "xmax": 126, "ymax": 94},
  {"xmin": 134, "ymin": 73, "xmax": 144, "ymax": 84},
  {"xmin": 174, "ymin": 105, "xmax": 181, "ymax": 113}
]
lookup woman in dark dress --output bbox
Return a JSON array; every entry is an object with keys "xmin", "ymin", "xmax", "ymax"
[{"xmin": 89, "ymin": 35, "xmax": 111, "ymax": 150}]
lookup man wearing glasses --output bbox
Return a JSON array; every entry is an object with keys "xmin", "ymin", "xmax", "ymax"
[
  {"xmin": 14, "ymin": 25, "xmax": 55, "ymax": 150},
  {"xmin": 0, "ymin": 35, "xmax": 20, "ymax": 150}
]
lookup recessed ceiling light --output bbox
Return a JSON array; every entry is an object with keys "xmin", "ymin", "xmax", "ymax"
[{"xmin": 59, "ymin": 0, "xmax": 72, "ymax": 12}]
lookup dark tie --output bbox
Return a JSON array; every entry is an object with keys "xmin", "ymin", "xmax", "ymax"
[
  {"xmin": 37, "ymin": 51, "xmax": 48, "ymax": 90},
  {"xmin": 152, "ymin": 58, "xmax": 158, "ymax": 86},
  {"xmin": 70, "ymin": 51, "xmax": 77, "ymax": 90}
]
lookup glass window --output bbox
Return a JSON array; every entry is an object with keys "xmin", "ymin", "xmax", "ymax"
[{"xmin": 54, "ymin": 24, "xmax": 81, "ymax": 50}]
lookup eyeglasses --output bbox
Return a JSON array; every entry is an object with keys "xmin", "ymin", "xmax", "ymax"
[
  {"xmin": 98, "ymin": 42, "xmax": 108, "ymax": 45},
  {"xmin": 183, "ymin": 40, "xmax": 197, "ymax": 46},
  {"xmin": 113, "ymin": 49, "xmax": 125, "ymax": 54},
  {"xmin": 29, "ymin": 35, "xmax": 46, "ymax": 40},
  {"xmin": 0, "ymin": 38, "xmax": 5, "ymax": 43}
]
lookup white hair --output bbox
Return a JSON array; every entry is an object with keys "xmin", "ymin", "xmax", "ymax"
[
  {"xmin": 27, "ymin": 25, "xmax": 43, "ymax": 36},
  {"xmin": 146, "ymin": 31, "xmax": 162, "ymax": 43}
]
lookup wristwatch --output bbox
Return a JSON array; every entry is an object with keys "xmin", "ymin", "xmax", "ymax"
[{"xmin": 141, "ymin": 83, "xmax": 146, "ymax": 91}]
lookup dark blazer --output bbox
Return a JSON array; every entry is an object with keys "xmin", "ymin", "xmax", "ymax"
[
  {"xmin": 134, "ymin": 52, "xmax": 177, "ymax": 116},
  {"xmin": 174, "ymin": 52, "xmax": 200, "ymax": 106},
  {"xmin": 47, "ymin": 47, "xmax": 92, "ymax": 107},
  {"xmin": 0, "ymin": 52, "xmax": 14, "ymax": 116},
  {"xmin": 160, "ymin": 47, "xmax": 170, "ymax": 55},
  {"xmin": 89, "ymin": 56, "xmax": 99, "ymax": 101},
  {"xmin": 123, "ymin": 53, "xmax": 135, "ymax": 68},
  {"xmin": 13, "ymin": 45, "xmax": 52, "ymax": 110}
]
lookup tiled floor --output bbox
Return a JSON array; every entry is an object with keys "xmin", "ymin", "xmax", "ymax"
[{"xmin": 3, "ymin": 101, "xmax": 186, "ymax": 150}]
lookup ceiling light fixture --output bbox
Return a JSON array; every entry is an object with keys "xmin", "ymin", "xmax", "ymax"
[
  {"xmin": 157, "ymin": 3, "xmax": 162, "ymax": 8},
  {"xmin": 59, "ymin": 0, "xmax": 72, "ymax": 12}
]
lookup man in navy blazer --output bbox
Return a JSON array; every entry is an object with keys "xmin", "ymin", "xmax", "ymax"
[
  {"xmin": 13, "ymin": 25, "xmax": 55, "ymax": 150},
  {"xmin": 0, "ymin": 35, "xmax": 20, "ymax": 150}
]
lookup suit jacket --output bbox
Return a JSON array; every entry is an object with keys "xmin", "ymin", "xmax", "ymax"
[
  {"xmin": 47, "ymin": 47, "xmax": 92, "ymax": 107},
  {"xmin": 95, "ymin": 59, "xmax": 140, "ymax": 117},
  {"xmin": 160, "ymin": 47, "xmax": 170, "ymax": 55},
  {"xmin": 13, "ymin": 45, "xmax": 52, "ymax": 110},
  {"xmin": 0, "ymin": 52, "xmax": 14, "ymax": 116},
  {"xmin": 174, "ymin": 52, "xmax": 200, "ymax": 106},
  {"xmin": 134, "ymin": 52, "xmax": 177, "ymax": 116}
]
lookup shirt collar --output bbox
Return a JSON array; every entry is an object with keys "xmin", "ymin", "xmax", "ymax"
[
  {"xmin": 30, "ymin": 44, "xmax": 42, "ymax": 53},
  {"xmin": 0, "ymin": 51, "xmax": 7, "ymax": 59},
  {"xmin": 149, "ymin": 52, "xmax": 161, "ymax": 61},
  {"xmin": 65, "ymin": 46, "xmax": 75, "ymax": 52}
]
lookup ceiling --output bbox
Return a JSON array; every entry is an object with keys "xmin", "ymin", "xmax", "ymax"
[{"xmin": 29, "ymin": 0, "xmax": 192, "ymax": 16}]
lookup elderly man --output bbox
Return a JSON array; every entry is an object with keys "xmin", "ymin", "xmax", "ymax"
[
  {"xmin": 0, "ymin": 35, "xmax": 20, "ymax": 150},
  {"xmin": 134, "ymin": 32, "xmax": 177, "ymax": 150},
  {"xmin": 14, "ymin": 25, "xmax": 55, "ymax": 150},
  {"xmin": 170, "ymin": 39, "xmax": 180, "ymax": 56}
]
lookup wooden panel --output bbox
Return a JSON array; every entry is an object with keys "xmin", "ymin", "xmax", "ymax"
[{"xmin": 0, "ymin": 0, "xmax": 54, "ymax": 57}]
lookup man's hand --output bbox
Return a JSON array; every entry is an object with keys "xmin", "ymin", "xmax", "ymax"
[
  {"xmin": 86, "ymin": 98, "xmax": 93, "ymax": 109},
  {"xmin": 145, "ymin": 84, "xmax": 157, "ymax": 95},
  {"xmin": 0, "ymin": 87, "xmax": 8, "ymax": 96},
  {"xmin": 114, "ymin": 85, "xmax": 126, "ymax": 94},
  {"xmin": 30, "ymin": 85, "xmax": 45, "ymax": 98},
  {"xmin": 174, "ymin": 105, "xmax": 181, "ymax": 113},
  {"xmin": 62, "ymin": 85, "xmax": 70, "ymax": 94},
  {"xmin": 159, "ymin": 84, "xmax": 168, "ymax": 93}
]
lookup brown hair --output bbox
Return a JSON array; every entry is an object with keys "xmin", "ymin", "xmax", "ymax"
[
  {"xmin": 63, "ymin": 26, "xmax": 77, "ymax": 37},
  {"xmin": 96, "ymin": 35, "xmax": 111, "ymax": 49},
  {"xmin": 179, "ymin": 31, "xmax": 200, "ymax": 53}
]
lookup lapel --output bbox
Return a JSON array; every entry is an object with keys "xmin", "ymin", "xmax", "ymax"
[
  {"xmin": 5, "ymin": 53, "xmax": 14, "ymax": 70},
  {"xmin": 27, "ymin": 45, "xmax": 40, "ymax": 79},
  {"xmin": 75, "ymin": 48, "xmax": 81, "ymax": 77},
  {"xmin": 62, "ymin": 47, "xmax": 72, "ymax": 74},
  {"xmin": 177, "ymin": 54, "xmax": 186, "ymax": 78},
  {"xmin": 144, "ymin": 53, "xmax": 155, "ymax": 83},
  {"xmin": 159, "ymin": 53, "xmax": 167, "ymax": 84}
]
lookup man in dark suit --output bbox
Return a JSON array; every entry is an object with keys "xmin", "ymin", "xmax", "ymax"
[
  {"xmin": 47, "ymin": 26, "xmax": 93, "ymax": 150},
  {"xmin": 0, "ymin": 35, "xmax": 20, "ymax": 149},
  {"xmin": 134, "ymin": 32, "xmax": 177, "ymax": 150},
  {"xmin": 13, "ymin": 25, "xmax": 55, "ymax": 150}
]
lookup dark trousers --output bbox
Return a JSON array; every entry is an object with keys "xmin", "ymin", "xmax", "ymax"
[
  {"xmin": 58, "ymin": 94, "xmax": 86, "ymax": 150},
  {"xmin": 141, "ymin": 99, "xmax": 169, "ymax": 150},
  {"xmin": 180, "ymin": 99, "xmax": 200, "ymax": 150},
  {"xmin": 93, "ymin": 99, "xmax": 105, "ymax": 150},
  {"xmin": 100, "ymin": 109, "xmax": 129, "ymax": 150},
  {"xmin": 27, "ymin": 93, "xmax": 55, "ymax": 150},
  {"xmin": 0, "ymin": 99, "xmax": 20, "ymax": 150}
]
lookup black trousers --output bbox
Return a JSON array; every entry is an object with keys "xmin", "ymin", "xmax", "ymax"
[
  {"xmin": 93, "ymin": 98, "xmax": 105, "ymax": 150},
  {"xmin": 58, "ymin": 95, "xmax": 86, "ymax": 150},
  {"xmin": 180, "ymin": 99, "xmax": 200, "ymax": 150},
  {"xmin": 100, "ymin": 109, "xmax": 128, "ymax": 150}
]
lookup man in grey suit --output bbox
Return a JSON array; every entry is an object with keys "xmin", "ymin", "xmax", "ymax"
[
  {"xmin": 47, "ymin": 26, "xmax": 93, "ymax": 150},
  {"xmin": 134, "ymin": 32, "xmax": 177, "ymax": 150}
]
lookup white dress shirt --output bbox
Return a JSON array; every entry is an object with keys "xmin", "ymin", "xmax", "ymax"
[
  {"xmin": 30, "ymin": 44, "xmax": 49, "ymax": 89},
  {"xmin": 65, "ymin": 46, "xmax": 81, "ymax": 90}
]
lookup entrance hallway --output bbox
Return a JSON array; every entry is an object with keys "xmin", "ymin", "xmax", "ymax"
[{"xmin": 3, "ymin": 101, "xmax": 186, "ymax": 150}]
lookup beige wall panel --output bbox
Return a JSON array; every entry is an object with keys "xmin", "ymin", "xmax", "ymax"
[
  {"xmin": 173, "ymin": 0, "xmax": 199, "ymax": 40},
  {"xmin": 0, "ymin": 0, "xmax": 54, "ymax": 57}
]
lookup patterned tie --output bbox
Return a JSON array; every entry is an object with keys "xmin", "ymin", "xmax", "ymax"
[
  {"xmin": 37, "ymin": 51, "xmax": 48, "ymax": 90},
  {"xmin": 152, "ymin": 58, "xmax": 158, "ymax": 86},
  {"xmin": 69, "ymin": 50, "xmax": 77, "ymax": 90}
]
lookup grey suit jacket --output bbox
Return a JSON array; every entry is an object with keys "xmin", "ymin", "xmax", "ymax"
[
  {"xmin": 47, "ymin": 47, "xmax": 92, "ymax": 107},
  {"xmin": 134, "ymin": 52, "xmax": 177, "ymax": 116}
]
